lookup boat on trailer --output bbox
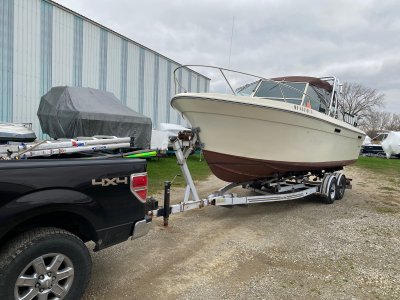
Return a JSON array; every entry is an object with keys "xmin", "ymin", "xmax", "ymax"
[
  {"xmin": 171, "ymin": 66, "xmax": 365, "ymax": 183},
  {"xmin": 148, "ymin": 129, "xmax": 354, "ymax": 227}
]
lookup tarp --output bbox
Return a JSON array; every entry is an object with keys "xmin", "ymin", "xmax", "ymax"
[
  {"xmin": 362, "ymin": 135, "xmax": 372, "ymax": 145},
  {"xmin": 151, "ymin": 130, "xmax": 169, "ymax": 150},
  {"xmin": 37, "ymin": 86, "xmax": 152, "ymax": 148},
  {"xmin": 157, "ymin": 123, "xmax": 190, "ymax": 138},
  {"xmin": 381, "ymin": 131, "xmax": 400, "ymax": 159}
]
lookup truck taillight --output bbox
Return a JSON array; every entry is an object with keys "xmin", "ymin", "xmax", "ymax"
[{"xmin": 130, "ymin": 172, "xmax": 148, "ymax": 203}]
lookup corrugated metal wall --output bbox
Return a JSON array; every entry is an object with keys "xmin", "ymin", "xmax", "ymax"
[
  {"xmin": 143, "ymin": 50, "xmax": 155, "ymax": 118},
  {"xmin": 106, "ymin": 33, "xmax": 122, "ymax": 99},
  {"xmin": 126, "ymin": 43, "xmax": 140, "ymax": 111},
  {"xmin": 0, "ymin": 0, "xmax": 14, "ymax": 122},
  {"xmin": 82, "ymin": 20, "xmax": 100, "ymax": 88},
  {"xmin": 157, "ymin": 59, "xmax": 168, "ymax": 125},
  {"xmin": 0, "ymin": 0, "xmax": 210, "ymax": 136},
  {"xmin": 52, "ymin": 6, "xmax": 73, "ymax": 87},
  {"xmin": 12, "ymin": 0, "xmax": 41, "ymax": 134}
]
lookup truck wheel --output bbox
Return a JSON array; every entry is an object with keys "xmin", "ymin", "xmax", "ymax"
[{"xmin": 0, "ymin": 227, "xmax": 91, "ymax": 300}]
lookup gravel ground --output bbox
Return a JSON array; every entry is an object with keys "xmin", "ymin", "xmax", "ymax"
[{"xmin": 82, "ymin": 166, "xmax": 400, "ymax": 300}]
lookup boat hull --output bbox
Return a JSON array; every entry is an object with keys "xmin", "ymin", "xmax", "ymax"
[
  {"xmin": 203, "ymin": 150, "xmax": 356, "ymax": 182},
  {"xmin": 171, "ymin": 93, "xmax": 365, "ymax": 183}
]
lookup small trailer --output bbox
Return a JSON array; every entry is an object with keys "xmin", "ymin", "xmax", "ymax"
[{"xmin": 149, "ymin": 129, "xmax": 352, "ymax": 225}]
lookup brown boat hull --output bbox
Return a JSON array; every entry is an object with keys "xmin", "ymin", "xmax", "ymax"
[{"xmin": 203, "ymin": 150, "xmax": 356, "ymax": 183}]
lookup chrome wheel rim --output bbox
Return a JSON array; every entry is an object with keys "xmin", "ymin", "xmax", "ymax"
[
  {"xmin": 329, "ymin": 182, "xmax": 336, "ymax": 200},
  {"xmin": 14, "ymin": 253, "xmax": 74, "ymax": 300}
]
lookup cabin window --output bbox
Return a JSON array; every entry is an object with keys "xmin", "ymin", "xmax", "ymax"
[
  {"xmin": 254, "ymin": 81, "xmax": 306, "ymax": 105},
  {"xmin": 303, "ymin": 86, "xmax": 330, "ymax": 113}
]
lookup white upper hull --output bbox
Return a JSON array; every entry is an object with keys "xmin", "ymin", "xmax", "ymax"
[{"xmin": 171, "ymin": 93, "xmax": 365, "ymax": 164}]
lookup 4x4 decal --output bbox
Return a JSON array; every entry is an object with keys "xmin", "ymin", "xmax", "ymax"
[{"xmin": 91, "ymin": 177, "xmax": 128, "ymax": 187}]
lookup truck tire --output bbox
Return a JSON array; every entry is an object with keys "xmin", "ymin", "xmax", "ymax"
[{"xmin": 0, "ymin": 227, "xmax": 91, "ymax": 300}]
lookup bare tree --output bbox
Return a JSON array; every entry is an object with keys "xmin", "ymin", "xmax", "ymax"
[
  {"xmin": 361, "ymin": 111, "xmax": 400, "ymax": 137},
  {"xmin": 387, "ymin": 113, "xmax": 400, "ymax": 131},
  {"xmin": 362, "ymin": 111, "xmax": 390, "ymax": 137},
  {"xmin": 339, "ymin": 82, "xmax": 385, "ymax": 121}
]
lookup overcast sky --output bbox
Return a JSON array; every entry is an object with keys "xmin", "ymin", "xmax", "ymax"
[{"xmin": 54, "ymin": 0, "xmax": 400, "ymax": 112}]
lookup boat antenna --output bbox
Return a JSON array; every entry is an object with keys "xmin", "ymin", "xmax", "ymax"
[
  {"xmin": 226, "ymin": 16, "xmax": 235, "ymax": 93},
  {"xmin": 228, "ymin": 16, "xmax": 235, "ymax": 70}
]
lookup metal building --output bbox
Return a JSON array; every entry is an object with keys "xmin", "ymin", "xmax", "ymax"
[{"xmin": 0, "ymin": 0, "xmax": 210, "ymax": 136}]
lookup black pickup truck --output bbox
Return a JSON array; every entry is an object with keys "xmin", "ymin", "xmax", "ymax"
[{"xmin": 0, "ymin": 158, "xmax": 152, "ymax": 299}]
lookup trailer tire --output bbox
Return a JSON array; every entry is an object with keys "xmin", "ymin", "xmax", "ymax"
[
  {"xmin": 0, "ymin": 227, "xmax": 91, "ymax": 300},
  {"xmin": 321, "ymin": 176, "xmax": 337, "ymax": 204},
  {"xmin": 335, "ymin": 174, "xmax": 346, "ymax": 200}
]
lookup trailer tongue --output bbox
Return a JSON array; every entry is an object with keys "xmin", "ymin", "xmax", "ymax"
[{"xmin": 149, "ymin": 129, "xmax": 352, "ymax": 226}]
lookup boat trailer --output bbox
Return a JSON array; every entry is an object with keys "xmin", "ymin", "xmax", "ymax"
[{"xmin": 148, "ymin": 130, "xmax": 352, "ymax": 226}]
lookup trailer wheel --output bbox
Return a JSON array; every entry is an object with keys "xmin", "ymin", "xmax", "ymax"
[
  {"xmin": 0, "ymin": 227, "xmax": 91, "ymax": 300},
  {"xmin": 321, "ymin": 175, "xmax": 337, "ymax": 204},
  {"xmin": 335, "ymin": 174, "xmax": 346, "ymax": 200}
]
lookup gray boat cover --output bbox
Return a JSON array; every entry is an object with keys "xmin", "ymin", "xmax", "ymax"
[{"xmin": 37, "ymin": 86, "xmax": 152, "ymax": 148}]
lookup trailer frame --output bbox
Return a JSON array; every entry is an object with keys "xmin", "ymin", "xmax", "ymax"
[{"xmin": 149, "ymin": 130, "xmax": 351, "ymax": 225}]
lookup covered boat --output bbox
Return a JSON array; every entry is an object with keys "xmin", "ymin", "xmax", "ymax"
[
  {"xmin": 0, "ymin": 123, "xmax": 37, "ymax": 143},
  {"xmin": 171, "ymin": 66, "xmax": 365, "ymax": 183},
  {"xmin": 37, "ymin": 86, "xmax": 152, "ymax": 149},
  {"xmin": 381, "ymin": 131, "xmax": 400, "ymax": 159}
]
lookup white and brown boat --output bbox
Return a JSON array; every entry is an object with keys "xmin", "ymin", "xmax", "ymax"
[{"xmin": 171, "ymin": 66, "xmax": 365, "ymax": 183}]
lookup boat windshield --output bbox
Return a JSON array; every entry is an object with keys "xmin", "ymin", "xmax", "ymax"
[
  {"xmin": 254, "ymin": 81, "xmax": 306, "ymax": 105},
  {"xmin": 235, "ymin": 81, "xmax": 259, "ymax": 96},
  {"xmin": 253, "ymin": 80, "xmax": 331, "ymax": 113}
]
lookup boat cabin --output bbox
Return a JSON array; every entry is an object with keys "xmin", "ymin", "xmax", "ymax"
[
  {"xmin": 236, "ymin": 76, "xmax": 340, "ymax": 117},
  {"xmin": 173, "ymin": 65, "xmax": 358, "ymax": 127}
]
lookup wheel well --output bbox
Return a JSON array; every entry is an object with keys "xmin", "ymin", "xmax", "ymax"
[{"xmin": 0, "ymin": 212, "xmax": 98, "ymax": 247}]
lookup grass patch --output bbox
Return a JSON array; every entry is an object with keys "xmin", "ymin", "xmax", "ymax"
[
  {"xmin": 355, "ymin": 157, "xmax": 400, "ymax": 176},
  {"xmin": 146, "ymin": 154, "xmax": 211, "ymax": 194},
  {"xmin": 375, "ymin": 206, "xmax": 397, "ymax": 214},
  {"xmin": 380, "ymin": 186, "xmax": 398, "ymax": 192}
]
